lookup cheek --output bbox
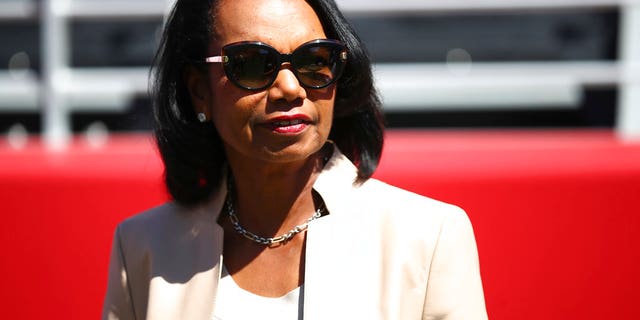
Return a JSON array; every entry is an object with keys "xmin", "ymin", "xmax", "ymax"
[
  {"xmin": 311, "ymin": 91, "xmax": 336, "ymax": 137},
  {"xmin": 320, "ymin": 102, "xmax": 334, "ymax": 136},
  {"xmin": 209, "ymin": 82, "xmax": 265, "ymax": 141}
]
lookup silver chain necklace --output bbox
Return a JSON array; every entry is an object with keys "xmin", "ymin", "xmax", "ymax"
[{"xmin": 225, "ymin": 195, "xmax": 324, "ymax": 246}]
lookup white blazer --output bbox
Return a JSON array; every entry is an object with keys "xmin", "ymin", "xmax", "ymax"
[{"xmin": 103, "ymin": 148, "xmax": 488, "ymax": 319}]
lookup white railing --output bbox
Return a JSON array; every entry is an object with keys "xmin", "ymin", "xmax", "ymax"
[
  {"xmin": 1, "ymin": 0, "xmax": 638, "ymax": 146},
  {"xmin": 337, "ymin": 0, "xmax": 629, "ymax": 14},
  {"xmin": 618, "ymin": 4, "xmax": 640, "ymax": 140}
]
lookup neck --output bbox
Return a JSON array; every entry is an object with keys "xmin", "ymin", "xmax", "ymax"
[{"xmin": 224, "ymin": 147, "xmax": 329, "ymax": 237}]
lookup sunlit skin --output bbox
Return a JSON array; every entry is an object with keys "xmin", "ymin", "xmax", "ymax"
[{"xmin": 187, "ymin": 0, "xmax": 336, "ymax": 297}]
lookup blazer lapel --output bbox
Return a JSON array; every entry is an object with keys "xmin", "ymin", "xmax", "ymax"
[{"xmin": 303, "ymin": 148, "xmax": 384, "ymax": 319}]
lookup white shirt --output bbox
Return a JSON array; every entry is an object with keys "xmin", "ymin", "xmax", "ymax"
[{"xmin": 213, "ymin": 265, "xmax": 304, "ymax": 320}]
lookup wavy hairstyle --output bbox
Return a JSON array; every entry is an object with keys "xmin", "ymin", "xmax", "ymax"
[{"xmin": 152, "ymin": 0, "xmax": 385, "ymax": 206}]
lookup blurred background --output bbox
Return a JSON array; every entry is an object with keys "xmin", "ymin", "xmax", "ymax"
[
  {"xmin": 1, "ymin": 0, "xmax": 638, "ymax": 140},
  {"xmin": 1, "ymin": 0, "xmax": 639, "ymax": 319}
]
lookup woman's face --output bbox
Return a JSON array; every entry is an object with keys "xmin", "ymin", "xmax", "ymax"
[{"xmin": 197, "ymin": 0, "xmax": 336, "ymax": 167}]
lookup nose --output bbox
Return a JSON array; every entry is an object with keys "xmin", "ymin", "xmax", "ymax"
[{"xmin": 267, "ymin": 67, "xmax": 307, "ymax": 103}]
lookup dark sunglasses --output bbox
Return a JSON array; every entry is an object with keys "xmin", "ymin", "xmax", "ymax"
[{"xmin": 204, "ymin": 39, "xmax": 348, "ymax": 91}]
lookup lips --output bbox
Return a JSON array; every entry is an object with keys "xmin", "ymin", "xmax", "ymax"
[{"xmin": 263, "ymin": 115, "xmax": 311, "ymax": 134}]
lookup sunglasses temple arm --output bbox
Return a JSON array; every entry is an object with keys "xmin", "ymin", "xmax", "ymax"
[{"xmin": 205, "ymin": 56, "xmax": 223, "ymax": 63}]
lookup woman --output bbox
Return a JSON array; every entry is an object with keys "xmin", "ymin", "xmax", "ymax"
[{"xmin": 103, "ymin": 0, "xmax": 487, "ymax": 319}]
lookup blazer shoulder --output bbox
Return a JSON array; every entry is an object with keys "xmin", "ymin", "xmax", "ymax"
[
  {"xmin": 115, "ymin": 201, "xmax": 223, "ymax": 252},
  {"xmin": 118, "ymin": 202, "xmax": 180, "ymax": 231},
  {"xmin": 119, "ymin": 198, "xmax": 223, "ymax": 231},
  {"xmin": 345, "ymin": 178, "xmax": 473, "ymax": 248},
  {"xmin": 111, "ymin": 203, "xmax": 182, "ymax": 254},
  {"xmin": 357, "ymin": 178, "xmax": 466, "ymax": 220}
]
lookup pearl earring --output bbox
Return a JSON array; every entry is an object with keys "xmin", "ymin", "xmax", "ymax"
[{"xmin": 197, "ymin": 113, "xmax": 207, "ymax": 123}]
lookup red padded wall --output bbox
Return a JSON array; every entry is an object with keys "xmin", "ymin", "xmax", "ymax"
[
  {"xmin": 1, "ymin": 130, "xmax": 639, "ymax": 319},
  {"xmin": 0, "ymin": 135, "xmax": 167, "ymax": 319}
]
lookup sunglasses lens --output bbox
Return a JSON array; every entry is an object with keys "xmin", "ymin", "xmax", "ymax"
[
  {"xmin": 219, "ymin": 40, "xmax": 346, "ymax": 90},
  {"xmin": 293, "ymin": 43, "xmax": 346, "ymax": 88},
  {"xmin": 223, "ymin": 44, "xmax": 278, "ymax": 90}
]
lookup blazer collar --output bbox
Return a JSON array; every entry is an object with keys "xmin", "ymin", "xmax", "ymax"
[{"xmin": 313, "ymin": 145, "xmax": 359, "ymax": 217}]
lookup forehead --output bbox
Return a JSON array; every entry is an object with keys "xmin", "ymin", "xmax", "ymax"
[{"xmin": 213, "ymin": 0, "xmax": 326, "ymax": 48}]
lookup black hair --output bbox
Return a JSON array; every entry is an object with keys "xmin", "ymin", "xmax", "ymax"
[{"xmin": 152, "ymin": 0, "xmax": 385, "ymax": 206}]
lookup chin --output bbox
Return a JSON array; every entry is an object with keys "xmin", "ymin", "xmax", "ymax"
[{"xmin": 257, "ymin": 140, "xmax": 325, "ymax": 164}]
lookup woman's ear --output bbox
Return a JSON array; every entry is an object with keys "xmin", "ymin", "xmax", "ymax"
[{"xmin": 185, "ymin": 66, "xmax": 211, "ymax": 117}]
